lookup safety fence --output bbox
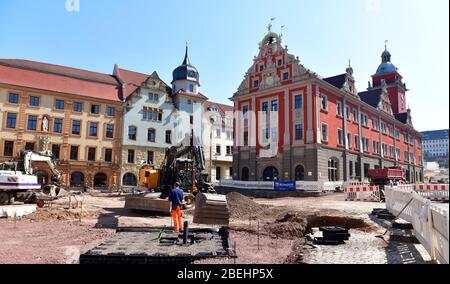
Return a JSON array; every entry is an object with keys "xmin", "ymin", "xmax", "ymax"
[
  {"xmin": 344, "ymin": 185, "xmax": 381, "ymax": 202},
  {"xmin": 385, "ymin": 185, "xmax": 449, "ymax": 264},
  {"xmin": 385, "ymin": 184, "xmax": 449, "ymax": 201},
  {"xmin": 219, "ymin": 180, "xmax": 340, "ymax": 192}
]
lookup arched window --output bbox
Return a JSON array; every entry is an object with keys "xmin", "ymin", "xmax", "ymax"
[
  {"xmin": 123, "ymin": 173, "xmax": 138, "ymax": 186},
  {"xmin": 328, "ymin": 158, "xmax": 339, "ymax": 182},
  {"xmin": 128, "ymin": 126, "xmax": 137, "ymax": 140},
  {"xmin": 241, "ymin": 167, "xmax": 250, "ymax": 181},
  {"xmin": 94, "ymin": 173, "xmax": 108, "ymax": 188},
  {"xmin": 70, "ymin": 172, "xmax": 84, "ymax": 187},
  {"xmin": 295, "ymin": 165, "xmax": 305, "ymax": 181},
  {"xmin": 148, "ymin": 128, "xmax": 156, "ymax": 143},
  {"xmin": 263, "ymin": 166, "xmax": 279, "ymax": 181}
]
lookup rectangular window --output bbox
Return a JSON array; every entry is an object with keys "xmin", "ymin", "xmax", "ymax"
[
  {"xmin": 72, "ymin": 120, "xmax": 81, "ymax": 135},
  {"xmin": 216, "ymin": 128, "xmax": 221, "ymax": 138},
  {"xmin": 353, "ymin": 109, "xmax": 359, "ymax": 123},
  {"xmin": 271, "ymin": 128, "xmax": 278, "ymax": 141},
  {"xmin": 321, "ymin": 95, "xmax": 328, "ymax": 111},
  {"xmin": 70, "ymin": 146, "xmax": 79, "ymax": 160},
  {"xmin": 259, "ymin": 65, "xmax": 264, "ymax": 72},
  {"xmin": 8, "ymin": 93, "xmax": 19, "ymax": 104},
  {"xmin": 147, "ymin": 151, "xmax": 154, "ymax": 164},
  {"xmin": 128, "ymin": 150, "xmax": 135, "ymax": 164},
  {"xmin": 383, "ymin": 144, "xmax": 389, "ymax": 156},
  {"xmin": 336, "ymin": 101, "xmax": 343, "ymax": 117},
  {"xmin": 54, "ymin": 118, "xmax": 63, "ymax": 133},
  {"xmin": 105, "ymin": 149, "xmax": 113, "ymax": 162},
  {"xmin": 278, "ymin": 59, "xmax": 283, "ymax": 66},
  {"xmin": 373, "ymin": 141, "xmax": 380, "ymax": 154},
  {"xmin": 295, "ymin": 124, "xmax": 304, "ymax": 141},
  {"xmin": 147, "ymin": 129, "xmax": 155, "ymax": 142},
  {"xmin": 349, "ymin": 161, "xmax": 354, "ymax": 178},
  {"xmin": 166, "ymin": 131, "xmax": 172, "ymax": 144},
  {"xmin": 226, "ymin": 146, "xmax": 233, "ymax": 156},
  {"xmin": 89, "ymin": 122, "xmax": 98, "ymax": 137},
  {"xmin": 88, "ymin": 148, "xmax": 96, "ymax": 161},
  {"xmin": 262, "ymin": 102, "xmax": 269, "ymax": 112},
  {"xmin": 355, "ymin": 135, "xmax": 360, "ymax": 149},
  {"xmin": 6, "ymin": 113, "xmax": 17, "ymax": 129},
  {"xmin": 107, "ymin": 107, "xmax": 116, "ymax": 117},
  {"xmin": 29, "ymin": 96, "xmax": 40, "ymax": 106},
  {"xmin": 372, "ymin": 119, "xmax": 379, "ymax": 131},
  {"xmin": 338, "ymin": 129, "xmax": 344, "ymax": 145},
  {"xmin": 242, "ymin": 105, "xmax": 249, "ymax": 115},
  {"xmin": 295, "ymin": 95, "xmax": 303, "ymax": 109},
  {"xmin": 253, "ymin": 79, "xmax": 259, "ymax": 88},
  {"xmin": 73, "ymin": 102, "xmax": 83, "ymax": 112},
  {"xmin": 361, "ymin": 113, "xmax": 368, "ymax": 127},
  {"xmin": 283, "ymin": 72, "xmax": 289, "ymax": 80},
  {"xmin": 106, "ymin": 124, "xmax": 114, "ymax": 139},
  {"xmin": 322, "ymin": 124, "xmax": 329, "ymax": 142},
  {"xmin": 362, "ymin": 138, "xmax": 370, "ymax": 152},
  {"xmin": 243, "ymin": 131, "xmax": 249, "ymax": 146},
  {"xmin": 25, "ymin": 142, "xmax": 35, "ymax": 151},
  {"xmin": 216, "ymin": 145, "xmax": 221, "ymax": 155},
  {"xmin": 27, "ymin": 115, "xmax": 38, "ymax": 131},
  {"xmin": 190, "ymin": 116, "xmax": 194, "ymax": 125},
  {"xmin": 55, "ymin": 99, "xmax": 65, "ymax": 110},
  {"xmin": 395, "ymin": 129, "xmax": 400, "ymax": 140},
  {"xmin": 226, "ymin": 130, "xmax": 232, "ymax": 139},
  {"xmin": 345, "ymin": 106, "xmax": 351, "ymax": 120},
  {"xmin": 51, "ymin": 144, "xmax": 61, "ymax": 160},
  {"xmin": 271, "ymin": 100, "xmax": 278, "ymax": 112},
  {"xmin": 91, "ymin": 104, "xmax": 100, "ymax": 114},
  {"xmin": 364, "ymin": 164, "xmax": 370, "ymax": 178},
  {"xmin": 3, "ymin": 141, "xmax": 14, "ymax": 157},
  {"xmin": 347, "ymin": 133, "xmax": 352, "ymax": 148}
]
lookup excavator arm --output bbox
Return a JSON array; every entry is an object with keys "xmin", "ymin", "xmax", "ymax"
[{"xmin": 21, "ymin": 151, "xmax": 62, "ymax": 185}]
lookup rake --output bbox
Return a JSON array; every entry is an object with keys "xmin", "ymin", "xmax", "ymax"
[{"xmin": 375, "ymin": 198, "xmax": 414, "ymax": 241}]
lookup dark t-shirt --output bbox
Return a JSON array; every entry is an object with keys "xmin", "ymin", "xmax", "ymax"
[{"xmin": 168, "ymin": 188, "xmax": 184, "ymax": 208}]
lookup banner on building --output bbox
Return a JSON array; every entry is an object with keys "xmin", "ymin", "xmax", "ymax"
[{"xmin": 274, "ymin": 181, "xmax": 296, "ymax": 191}]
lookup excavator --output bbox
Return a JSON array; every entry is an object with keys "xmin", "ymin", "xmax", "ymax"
[
  {"xmin": 0, "ymin": 150, "xmax": 62, "ymax": 205},
  {"xmin": 125, "ymin": 145, "xmax": 230, "ymax": 225}
]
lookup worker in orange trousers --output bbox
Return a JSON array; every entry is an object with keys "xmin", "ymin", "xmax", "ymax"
[{"xmin": 169, "ymin": 182, "xmax": 184, "ymax": 233}]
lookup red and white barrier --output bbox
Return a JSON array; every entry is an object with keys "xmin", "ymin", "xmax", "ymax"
[
  {"xmin": 416, "ymin": 184, "xmax": 449, "ymax": 201},
  {"xmin": 344, "ymin": 186, "xmax": 381, "ymax": 202}
]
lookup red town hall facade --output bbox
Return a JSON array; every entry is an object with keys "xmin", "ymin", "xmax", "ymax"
[{"xmin": 231, "ymin": 29, "xmax": 423, "ymax": 183}]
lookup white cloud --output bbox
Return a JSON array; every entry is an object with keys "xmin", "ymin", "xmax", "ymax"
[{"xmin": 366, "ymin": 0, "xmax": 382, "ymax": 12}]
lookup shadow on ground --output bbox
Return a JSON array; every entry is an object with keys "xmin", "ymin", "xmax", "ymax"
[{"xmin": 368, "ymin": 214, "xmax": 433, "ymax": 264}]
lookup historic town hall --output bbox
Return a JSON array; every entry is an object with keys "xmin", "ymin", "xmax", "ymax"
[{"xmin": 231, "ymin": 27, "xmax": 423, "ymax": 184}]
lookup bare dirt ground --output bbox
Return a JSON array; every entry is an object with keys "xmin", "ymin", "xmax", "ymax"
[{"xmin": 0, "ymin": 192, "xmax": 436, "ymax": 264}]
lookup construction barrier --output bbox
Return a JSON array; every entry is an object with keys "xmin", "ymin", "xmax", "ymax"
[
  {"xmin": 219, "ymin": 180, "xmax": 340, "ymax": 192},
  {"xmin": 416, "ymin": 184, "xmax": 449, "ymax": 201},
  {"xmin": 344, "ymin": 186, "xmax": 381, "ymax": 202},
  {"xmin": 385, "ymin": 186, "xmax": 449, "ymax": 264}
]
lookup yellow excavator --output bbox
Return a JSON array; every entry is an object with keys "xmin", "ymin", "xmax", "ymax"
[{"xmin": 125, "ymin": 145, "xmax": 229, "ymax": 225}]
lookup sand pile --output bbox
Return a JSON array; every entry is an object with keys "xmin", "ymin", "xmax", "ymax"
[
  {"xmin": 264, "ymin": 212, "xmax": 309, "ymax": 239},
  {"xmin": 26, "ymin": 209, "xmax": 95, "ymax": 221},
  {"xmin": 226, "ymin": 192, "xmax": 269, "ymax": 219}
]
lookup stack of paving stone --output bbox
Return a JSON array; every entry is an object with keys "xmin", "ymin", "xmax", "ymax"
[
  {"xmin": 314, "ymin": 227, "xmax": 351, "ymax": 245},
  {"xmin": 193, "ymin": 193, "xmax": 230, "ymax": 226}
]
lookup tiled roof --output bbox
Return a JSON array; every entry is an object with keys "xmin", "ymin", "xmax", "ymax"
[
  {"xmin": 0, "ymin": 62, "xmax": 122, "ymax": 102},
  {"xmin": 115, "ymin": 67, "xmax": 150, "ymax": 98},
  {"xmin": 394, "ymin": 113, "xmax": 409, "ymax": 124},
  {"xmin": 173, "ymin": 89, "xmax": 208, "ymax": 100},
  {"xmin": 0, "ymin": 59, "xmax": 119, "ymax": 85},
  {"xmin": 204, "ymin": 101, "xmax": 234, "ymax": 117},
  {"xmin": 323, "ymin": 74, "xmax": 347, "ymax": 89},
  {"xmin": 358, "ymin": 89, "xmax": 383, "ymax": 108}
]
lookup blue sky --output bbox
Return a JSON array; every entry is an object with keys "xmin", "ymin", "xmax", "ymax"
[{"xmin": 0, "ymin": 0, "xmax": 448, "ymax": 131}]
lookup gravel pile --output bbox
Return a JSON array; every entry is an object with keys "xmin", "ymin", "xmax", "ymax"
[{"xmin": 226, "ymin": 192, "xmax": 269, "ymax": 219}]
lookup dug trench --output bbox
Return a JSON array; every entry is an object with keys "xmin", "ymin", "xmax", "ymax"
[{"xmin": 218, "ymin": 192, "xmax": 378, "ymax": 264}]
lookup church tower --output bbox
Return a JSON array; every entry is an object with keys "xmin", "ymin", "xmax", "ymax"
[{"xmin": 370, "ymin": 43, "xmax": 408, "ymax": 114}]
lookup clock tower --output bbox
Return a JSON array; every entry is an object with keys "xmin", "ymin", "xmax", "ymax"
[{"xmin": 172, "ymin": 43, "xmax": 201, "ymax": 95}]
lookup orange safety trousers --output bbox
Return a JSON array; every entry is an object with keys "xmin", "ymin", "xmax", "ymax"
[{"xmin": 171, "ymin": 206, "xmax": 184, "ymax": 232}]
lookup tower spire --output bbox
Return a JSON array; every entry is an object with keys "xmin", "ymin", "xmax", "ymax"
[{"xmin": 183, "ymin": 41, "xmax": 190, "ymax": 65}]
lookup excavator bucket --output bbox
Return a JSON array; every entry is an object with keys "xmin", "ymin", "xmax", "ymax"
[{"xmin": 193, "ymin": 193, "xmax": 230, "ymax": 226}]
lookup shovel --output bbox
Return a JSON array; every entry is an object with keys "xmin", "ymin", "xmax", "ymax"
[{"xmin": 375, "ymin": 198, "xmax": 414, "ymax": 241}]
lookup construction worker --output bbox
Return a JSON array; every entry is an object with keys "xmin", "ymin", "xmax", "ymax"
[{"xmin": 169, "ymin": 182, "xmax": 184, "ymax": 233}]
